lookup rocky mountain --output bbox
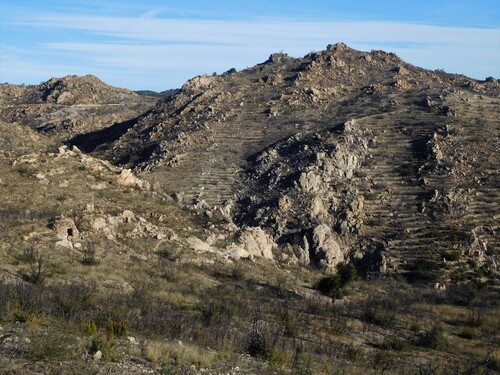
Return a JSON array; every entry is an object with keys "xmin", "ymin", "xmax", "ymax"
[{"xmin": 70, "ymin": 43, "xmax": 499, "ymax": 281}]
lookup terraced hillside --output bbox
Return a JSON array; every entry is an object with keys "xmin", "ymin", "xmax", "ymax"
[{"xmin": 70, "ymin": 43, "xmax": 499, "ymax": 281}]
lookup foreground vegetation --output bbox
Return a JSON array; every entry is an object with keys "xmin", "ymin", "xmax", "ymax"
[{"xmin": 1, "ymin": 251, "xmax": 498, "ymax": 374}]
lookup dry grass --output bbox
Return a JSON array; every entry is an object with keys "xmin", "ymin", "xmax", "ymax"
[{"xmin": 144, "ymin": 340, "xmax": 217, "ymax": 367}]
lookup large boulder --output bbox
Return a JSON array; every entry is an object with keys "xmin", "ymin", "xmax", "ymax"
[
  {"xmin": 117, "ymin": 169, "xmax": 148, "ymax": 189},
  {"xmin": 181, "ymin": 74, "xmax": 214, "ymax": 96},
  {"xmin": 311, "ymin": 224, "xmax": 344, "ymax": 271},
  {"xmin": 240, "ymin": 227, "xmax": 275, "ymax": 260}
]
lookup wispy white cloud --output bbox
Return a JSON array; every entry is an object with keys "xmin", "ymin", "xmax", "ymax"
[{"xmin": 3, "ymin": 11, "xmax": 499, "ymax": 90}]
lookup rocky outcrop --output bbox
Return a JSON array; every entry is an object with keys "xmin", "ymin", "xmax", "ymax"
[
  {"xmin": 236, "ymin": 119, "xmax": 368, "ymax": 269},
  {"xmin": 310, "ymin": 224, "xmax": 344, "ymax": 271},
  {"xmin": 240, "ymin": 227, "xmax": 275, "ymax": 260},
  {"xmin": 181, "ymin": 74, "xmax": 215, "ymax": 96},
  {"xmin": 117, "ymin": 169, "xmax": 150, "ymax": 190}
]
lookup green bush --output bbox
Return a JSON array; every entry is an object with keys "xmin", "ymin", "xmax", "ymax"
[
  {"xmin": 81, "ymin": 320, "xmax": 98, "ymax": 337},
  {"xmin": 89, "ymin": 332, "xmax": 116, "ymax": 359},
  {"xmin": 363, "ymin": 306, "xmax": 395, "ymax": 328},
  {"xmin": 107, "ymin": 320, "xmax": 128, "ymax": 337},
  {"xmin": 315, "ymin": 263, "xmax": 357, "ymax": 299},
  {"xmin": 315, "ymin": 274, "xmax": 342, "ymax": 299},
  {"xmin": 441, "ymin": 250, "xmax": 461, "ymax": 262},
  {"xmin": 458, "ymin": 327, "xmax": 477, "ymax": 340}
]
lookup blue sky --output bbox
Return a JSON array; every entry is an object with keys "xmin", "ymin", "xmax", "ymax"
[{"xmin": 1, "ymin": 1, "xmax": 499, "ymax": 91}]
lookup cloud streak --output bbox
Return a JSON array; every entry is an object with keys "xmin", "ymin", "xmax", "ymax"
[{"xmin": 2, "ymin": 11, "xmax": 499, "ymax": 90}]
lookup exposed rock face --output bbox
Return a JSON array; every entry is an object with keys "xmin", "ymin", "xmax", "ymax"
[
  {"xmin": 240, "ymin": 227, "xmax": 275, "ymax": 260},
  {"xmin": 181, "ymin": 74, "xmax": 215, "ymax": 96},
  {"xmin": 234, "ymin": 119, "xmax": 368, "ymax": 269},
  {"xmin": 187, "ymin": 237, "xmax": 215, "ymax": 253},
  {"xmin": 311, "ymin": 224, "xmax": 344, "ymax": 271}
]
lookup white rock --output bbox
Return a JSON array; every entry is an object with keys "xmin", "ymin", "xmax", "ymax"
[
  {"xmin": 187, "ymin": 237, "xmax": 215, "ymax": 253},
  {"xmin": 311, "ymin": 224, "xmax": 344, "ymax": 271},
  {"xmin": 224, "ymin": 244, "xmax": 251, "ymax": 259},
  {"xmin": 117, "ymin": 169, "xmax": 144, "ymax": 189},
  {"xmin": 93, "ymin": 350, "xmax": 102, "ymax": 360},
  {"xmin": 122, "ymin": 210, "xmax": 135, "ymax": 223},
  {"xmin": 240, "ymin": 227, "xmax": 275, "ymax": 260},
  {"xmin": 127, "ymin": 336, "xmax": 138, "ymax": 345},
  {"xmin": 299, "ymin": 171, "xmax": 321, "ymax": 193},
  {"xmin": 92, "ymin": 217, "xmax": 107, "ymax": 231},
  {"xmin": 56, "ymin": 238, "xmax": 73, "ymax": 249}
]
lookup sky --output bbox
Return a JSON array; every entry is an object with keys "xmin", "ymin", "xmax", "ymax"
[{"xmin": 1, "ymin": 1, "xmax": 499, "ymax": 91}]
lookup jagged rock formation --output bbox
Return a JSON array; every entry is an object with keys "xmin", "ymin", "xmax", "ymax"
[{"xmin": 0, "ymin": 44, "xmax": 496, "ymax": 281}]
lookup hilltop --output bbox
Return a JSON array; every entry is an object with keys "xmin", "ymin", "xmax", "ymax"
[{"xmin": 0, "ymin": 75, "xmax": 155, "ymax": 138}]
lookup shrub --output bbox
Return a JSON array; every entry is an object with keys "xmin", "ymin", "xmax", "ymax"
[
  {"xmin": 52, "ymin": 283, "xmax": 96, "ymax": 319},
  {"xmin": 247, "ymin": 330, "xmax": 272, "ymax": 359},
  {"xmin": 458, "ymin": 327, "xmax": 477, "ymax": 340},
  {"xmin": 337, "ymin": 263, "xmax": 358, "ymax": 285},
  {"xmin": 107, "ymin": 320, "xmax": 128, "ymax": 337},
  {"xmin": 466, "ymin": 307, "xmax": 483, "ymax": 327},
  {"xmin": 446, "ymin": 283, "xmax": 478, "ymax": 306},
  {"xmin": 89, "ymin": 332, "xmax": 116, "ymax": 359},
  {"xmin": 81, "ymin": 242, "xmax": 99, "ymax": 266},
  {"xmin": 28, "ymin": 331, "xmax": 73, "ymax": 361},
  {"xmin": 81, "ymin": 320, "xmax": 98, "ymax": 337},
  {"xmin": 417, "ymin": 326, "xmax": 447, "ymax": 350},
  {"xmin": 246, "ymin": 312, "xmax": 276, "ymax": 360},
  {"xmin": 20, "ymin": 249, "xmax": 46, "ymax": 285},
  {"xmin": 315, "ymin": 274, "xmax": 342, "ymax": 299},
  {"xmin": 201, "ymin": 301, "xmax": 233, "ymax": 327},
  {"xmin": 363, "ymin": 306, "xmax": 395, "ymax": 328},
  {"xmin": 441, "ymin": 250, "xmax": 460, "ymax": 262},
  {"xmin": 410, "ymin": 323, "xmax": 422, "ymax": 332},
  {"xmin": 145, "ymin": 340, "xmax": 217, "ymax": 367},
  {"xmin": 315, "ymin": 262, "xmax": 357, "ymax": 299},
  {"xmin": 403, "ymin": 259, "xmax": 442, "ymax": 284},
  {"xmin": 382, "ymin": 336, "xmax": 411, "ymax": 351}
]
